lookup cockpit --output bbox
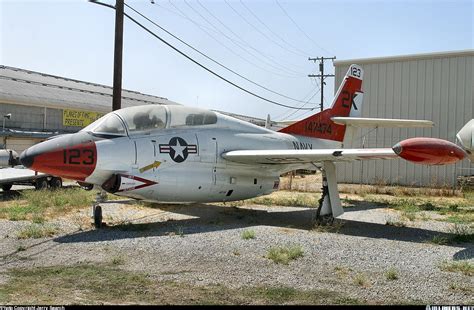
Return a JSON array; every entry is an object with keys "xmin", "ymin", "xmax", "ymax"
[{"xmin": 82, "ymin": 105, "xmax": 218, "ymax": 137}]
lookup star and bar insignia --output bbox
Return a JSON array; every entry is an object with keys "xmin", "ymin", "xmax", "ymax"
[{"xmin": 159, "ymin": 137, "xmax": 198, "ymax": 163}]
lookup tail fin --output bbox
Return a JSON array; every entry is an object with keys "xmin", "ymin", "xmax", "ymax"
[{"xmin": 279, "ymin": 64, "xmax": 364, "ymax": 142}]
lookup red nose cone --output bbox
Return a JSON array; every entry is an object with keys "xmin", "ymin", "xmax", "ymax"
[
  {"xmin": 393, "ymin": 137, "xmax": 466, "ymax": 165},
  {"xmin": 20, "ymin": 135, "xmax": 97, "ymax": 181}
]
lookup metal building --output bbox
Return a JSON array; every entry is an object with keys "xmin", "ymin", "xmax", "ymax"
[
  {"xmin": 0, "ymin": 65, "xmax": 270, "ymax": 153},
  {"xmin": 334, "ymin": 50, "xmax": 474, "ymax": 186},
  {"xmin": 0, "ymin": 65, "xmax": 177, "ymax": 153}
]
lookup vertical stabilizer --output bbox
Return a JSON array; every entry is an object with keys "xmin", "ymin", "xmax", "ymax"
[{"xmin": 279, "ymin": 64, "xmax": 364, "ymax": 142}]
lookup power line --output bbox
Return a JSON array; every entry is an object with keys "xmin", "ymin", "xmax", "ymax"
[
  {"xmin": 224, "ymin": 0, "xmax": 308, "ymax": 58},
  {"xmin": 195, "ymin": 0, "xmax": 308, "ymax": 73},
  {"xmin": 275, "ymin": 0, "xmax": 333, "ymax": 55},
  {"xmin": 182, "ymin": 0, "xmax": 304, "ymax": 77},
  {"xmin": 125, "ymin": 3, "xmax": 317, "ymax": 105},
  {"xmin": 239, "ymin": 0, "xmax": 313, "ymax": 57},
  {"xmin": 167, "ymin": 1, "xmax": 301, "ymax": 79},
  {"xmin": 308, "ymin": 56, "xmax": 336, "ymax": 112},
  {"xmin": 90, "ymin": 1, "xmax": 314, "ymax": 110},
  {"xmin": 275, "ymin": 78, "xmax": 321, "ymax": 121},
  {"xmin": 272, "ymin": 82, "xmax": 319, "ymax": 120}
]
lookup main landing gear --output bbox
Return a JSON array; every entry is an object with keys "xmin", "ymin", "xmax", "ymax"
[
  {"xmin": 314, "ymin": 173, "xmax": 335, "ymax": 226},
  {"xmin": 92, "ymin": 190, "xmax": 108, "ymax": 229},
  {"xmin": 312, "ymin": 161, "xmax": 343, "ymax": 226}
]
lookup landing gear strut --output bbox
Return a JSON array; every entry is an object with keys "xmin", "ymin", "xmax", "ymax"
[
  {"xmin": 92, "ymin": 190, "xmax": 108, "ymax": 229},
  {"xmin": 313, "ymin": 171, "xmax": 335, "ymax": 226},
  {"xmin": 312, "ymin": 161, "xmax": 344, "ymax": 226}
]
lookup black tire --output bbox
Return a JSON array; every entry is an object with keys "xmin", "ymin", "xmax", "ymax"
[
  {"xmin": 2, "ymin": 184, "xmax": 12, "ymax": 191},
  {"xmin": 35, "ymin": 178, "xmax": 48, "ymax": 190},
  {"xmin": 93, "ymin": 205, "xmax": 103, "ymax": 229},
  {"xmin": 49, "ymin": 177, "xmax": 62, "ymax": 189},
  {"xmin": 82, "ymin": 183, "xmax": 94, "ymax": 191}
]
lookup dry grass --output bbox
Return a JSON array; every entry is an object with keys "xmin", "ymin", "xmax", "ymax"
[
  {"xmin": 0, "ymin": 188, "xmax": 96, "ymax": 222},
  {"xmin": 0, "ymin": 264, "xmax": 361, "ymax": 305},
  {"xmin": 439, "ymin": 260, "xmax": 474, "ymax": 276},
  {"xmin": 248, "ymin": 191, "xmax": 319, "ymax": 208},
  {"xmin": 267, "ymin": 245, "xmax": 304, "ymax": 265},
  {"xmin": 385, "ymin": 268, "xmax": 399, "ymax": 281},
  {"xmin": 241, "ymin": 229, "xmax": 256, "ymax": 240},
  {"xmin": 353, "ymin": 273, "xmax": 370, "ymax": 288},
  {"xmin": 0, "ymin": 188, "xmax": 124, "ymax": 224},
  {"xmin": 17, "ymin": 223, "xmax": 59, "ymax": 239},
  {"xmin": 279, "ymin": 174, "xmax": 464, "ymax": 197}
]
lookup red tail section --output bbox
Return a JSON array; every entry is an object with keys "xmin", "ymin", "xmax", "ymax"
[{"xmin": 279, "ymin": 64, "xmax": 363, "ymax": 142}]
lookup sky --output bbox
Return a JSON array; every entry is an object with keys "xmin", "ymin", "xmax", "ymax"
[{"xmin": 1, "ymin": 0, "xmax": 472, "ymax": 121}]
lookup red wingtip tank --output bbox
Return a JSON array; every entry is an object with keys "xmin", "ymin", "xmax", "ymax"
[{"xmin": 392, "ymin": 137, "xmax": 467, "ymax": 165}]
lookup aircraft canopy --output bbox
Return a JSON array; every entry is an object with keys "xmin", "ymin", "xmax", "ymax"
[{"xmin": 82, "ymin": 105, "xmax": 218, "ymax": 137}]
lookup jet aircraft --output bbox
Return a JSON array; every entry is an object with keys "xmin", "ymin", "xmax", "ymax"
[{"xmin": 19, "ymin": 65, "xmax": 472, "ymax": 227}]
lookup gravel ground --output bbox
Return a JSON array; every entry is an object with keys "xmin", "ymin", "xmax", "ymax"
[{"xmin": 0, "ymin": 191, "xmax": 473, "ymax": 304}]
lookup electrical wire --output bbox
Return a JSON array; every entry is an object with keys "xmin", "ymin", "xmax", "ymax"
[
  {"xmin": 182, "ymin": 0, "xmax": 304, "ymax": 77},
  {"xmin": 90, "ymin": 1, "xmax": 314, "ymax": 110},
  {"xmin": 271, "ymin": 84, "xmax": 318, "ymax": 120},
  {"xmin": 224, "ymin": 0, "xmax": 308, "ymax": 58},
  {"xmin": 275, "ymin": 78, "xmax": 321, "ymax": 121},
  {"xmin": 167, "ymin": 1, "xmax": 301, "ymax": 79},
  {"xmin": 275, "ymin": 0, "xmax": 333, "ymax": 55},
  {"xmin": 125, "ymin": 2, "xmax": 317, "ymax": 105},
  {"xmin": 195, "ymin": 0, "xmax": 308, "ymax": 73},
  {"xmin": 239, "ymin": 0, "xmax": 313, "ymax": 57}
]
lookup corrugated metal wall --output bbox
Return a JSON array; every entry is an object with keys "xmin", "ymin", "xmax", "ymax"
[
  {"xmin": 334, "ymin": 51, "xmax": 474, "ymax": 186},
  {"xmin": 0, "ymin": 102, "xmax": 78, "ymax": 132}
]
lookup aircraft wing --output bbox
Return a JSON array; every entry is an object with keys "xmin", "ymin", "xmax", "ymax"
[
  {"xmin": 222, "ymin": 148, "xmax": 397, "ymax": 164},
  {"xmin": 331, "ymin": 117, "xmax": 434, "ymax": 128}
]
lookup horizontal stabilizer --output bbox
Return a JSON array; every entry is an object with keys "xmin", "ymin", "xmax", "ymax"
[{"xmin": 331, "ymin": 117, "xmax": 433, "ymax": 128}]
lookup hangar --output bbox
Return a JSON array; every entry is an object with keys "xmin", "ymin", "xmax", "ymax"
[
  {"xmin": 0, "ymin": 65, "xmax": 175, "ymax": 153},
  {"xmin": 0, "ymin": 65, "xmax": 267, "ymax": 153},
  {"xmin": 334, "ymin": 50, "xmax": 474, "ymax": 186}
]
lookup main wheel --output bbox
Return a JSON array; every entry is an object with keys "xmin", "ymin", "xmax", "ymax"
[
  {"xmin": 35, "ymin": 178, "xmax": 48, "ymax": 190},
  {"xmin": 1, "ymin": 184, "xmax": 12, "ymax": 191},
  {"xmin": 49, "ymin": 177, "xmax": 62, "ymax": 189},
  {"xmin": 80, "ymin": 183, "xmax": 94, "ymax": 191},
  {"xmin": 93, "ymin": 205, "xmax": 103, "ymax": 229}
]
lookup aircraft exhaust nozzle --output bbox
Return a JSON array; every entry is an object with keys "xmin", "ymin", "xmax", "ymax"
[
  {"xmin": 456, "ymin": 119, "xmax": 474, "ymax": 161},
  {"xmin": 392, "ymin": 137, "xmax": 466, "ymax": 165}
]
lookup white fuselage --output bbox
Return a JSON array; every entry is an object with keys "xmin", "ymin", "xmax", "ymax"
[{"xmin": 85, "ymin": 113, "xmax": 340, "ymax": 203}]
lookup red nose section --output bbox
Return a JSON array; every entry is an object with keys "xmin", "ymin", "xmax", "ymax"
[
  {"xmin": 392, "ymin": 137, "xmax": 466, "ymax": 165},
  {"xmin": 20, "ymin": 135, "xmax": 97, "ymax": 181}
]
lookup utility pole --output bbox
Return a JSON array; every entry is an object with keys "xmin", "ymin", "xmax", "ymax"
[
  {"xmin": 112, "ymin": 0, "xmax": 124, "ymax": 111},
  {"xmin": 308, "ymin": 56, "xmax": 336, "ymax": 112}
]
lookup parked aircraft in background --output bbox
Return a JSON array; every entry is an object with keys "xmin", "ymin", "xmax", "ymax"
[{"xmin": 19, "ymin": 65, "xmax": 473, "ymax": 227}]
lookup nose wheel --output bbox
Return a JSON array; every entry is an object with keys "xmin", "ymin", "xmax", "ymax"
[
  {"xmin": 93, "ymin": 204, "xmax": 103, "ymax": 229},
  {"xmin": 92, "ymin": 190, "xmax": 108, "ymax": 229}
]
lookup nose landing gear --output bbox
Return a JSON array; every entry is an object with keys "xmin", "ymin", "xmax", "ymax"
[
  {"xmin": 92, "ymin": 190, "xmax": 108, "ymax": 229},
  {"xmin": 93, "ymin": 204, "xmax": 102, "ymax": 229}
]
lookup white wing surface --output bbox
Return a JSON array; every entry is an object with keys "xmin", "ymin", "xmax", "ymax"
[{"xmin": 223, "ymin": 148, "xmax": 398, "ymax": 164}]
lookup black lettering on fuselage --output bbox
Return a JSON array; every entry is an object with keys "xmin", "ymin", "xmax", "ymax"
[
  {"xmin": 292, "ymin": 141, "xmax": 313, "ymax": 150},
  {"xmin": 304, "ymin": 121, "xmax": 332, "ymax": 134}
]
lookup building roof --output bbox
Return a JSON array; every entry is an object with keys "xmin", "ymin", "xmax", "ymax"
[
  {"xmin": 0, "ymin": 65, "xmax": 285, "ymax": 128},
  {"xmin": 0, "ymin": 65, "xmax": 178, "ymax": 112},
  {"xmin": 334, "ymin": 49, "xmax": 474, "ymax": 66}
]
